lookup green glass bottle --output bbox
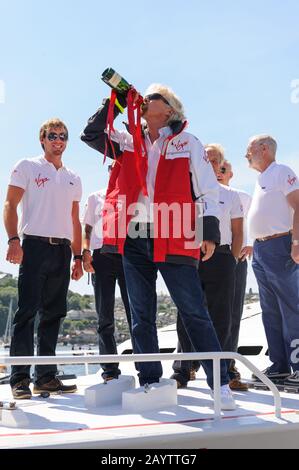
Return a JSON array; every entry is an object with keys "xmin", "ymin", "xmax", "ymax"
[{"xmin": 101, "ymin": 68, "xmax": 131, "ymax": 95}]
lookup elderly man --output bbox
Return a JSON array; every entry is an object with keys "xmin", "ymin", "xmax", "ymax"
[
  {"xmin": 81, "ymin": 84, "xmax": 236, "ymax": 409},
  {"xmin": 217, "ymin": 159, "xmax": 252, "ymax": 381},
  {"xmin": 246, "ymin": 135, "xmax": 299, "ymax": 385}
]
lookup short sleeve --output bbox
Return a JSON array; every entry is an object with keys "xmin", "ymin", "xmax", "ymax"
[
  {"xmin": 73, "ymin": 176, "xmax": 82, "ymax": 202},
  {"xmin": 231, "ymin": 191, "xmax": 244, "ymax": 219},
  {"xmin": 277, "ymin": 165, "xmax": 299, "ymax": 196},
  {"xmin": 9, "ymin": 159, "xmax": 29, "ymax": 190},
  {"xmin": 82, "ymin": 195, "xmax": 96, "ymax": 227}
]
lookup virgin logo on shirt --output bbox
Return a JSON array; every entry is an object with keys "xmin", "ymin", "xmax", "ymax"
[
  {"xmin": 171, "ymin": 140, "xmax": 188, "ymax": 151},
  {"xmin": 287, "ymin": 175, "xmax": 297, "ymax": 186},
  {"xmin": 35, "ymin": 173, "xmax": 50, "ymax": 188}
]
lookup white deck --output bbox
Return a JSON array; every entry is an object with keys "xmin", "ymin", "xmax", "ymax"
[{"xmin": 1, "ymin": 302, "xmax": 299, "ymax": 449}]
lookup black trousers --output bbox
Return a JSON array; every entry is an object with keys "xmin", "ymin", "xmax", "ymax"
[
  {"xmin": 10, "ymin": 239, "xmax": 71, "ymax": 387},
  {"xmin": 172, "ymin": 248, "xmax": 236, "ymax": 384},
  {"xmin": 231, "ymin": 259, "xmax": 248, "ymax": 353},
  {"xmin": 92, "ymin": 251, "xmax": 131, "ymax": 379}
]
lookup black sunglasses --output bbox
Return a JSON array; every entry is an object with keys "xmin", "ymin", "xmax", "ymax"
[
  {"xmin": 220, "ymin": 167, "xmax": 227, "ymax": 174},
  {"xmin": 47, "ymin": 132, "xmax": 68, "ymax": 142},
  {"xmin": 144, "ymin": 93, "xmax": 170, "ymax": 106}
]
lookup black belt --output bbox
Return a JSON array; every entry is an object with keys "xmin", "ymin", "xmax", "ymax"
[
  {"xmin": 23, "ymin": 234, "xmax": 71, "ymax": 246},
  {"xmin": 215, "ymin": 244, "xmax": 231, "ymax": 254}
]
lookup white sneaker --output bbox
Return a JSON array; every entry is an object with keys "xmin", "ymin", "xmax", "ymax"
[{"xmin": 211, "ymin": 384, "xmax": 236, "ymax": 410}]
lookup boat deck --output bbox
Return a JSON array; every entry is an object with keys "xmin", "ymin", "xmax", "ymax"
[{"xmin": 1, "ymin": 368, "xmax": 299, "ymax": 449}]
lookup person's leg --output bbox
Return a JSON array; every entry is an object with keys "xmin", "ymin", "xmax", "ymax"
[
  {"xmin": 10, "ymin": 239, "xmax": 48, "ymax": 387},
  {"xmin": 92, "ymin": 251, "xmax": 121, "ymax": 380},
  {"xmin": 158, "ymin": 262, "xmax": 229, "ymax": 389},
  {"xmin": 115, "ymin": 254, "xmax": 132, "ymax": 336},
  {"xmin": 123, "ymin": 235, "xmax": 162, "ymax": 385},
  {"xmin": 252, "ymin": 241, "xmax": 290, "ymax": 373},
  {"xmin": 198, "ymin": 251, "xmax": 236, "ymax": 378},
  {"xmin": 35, "ymin": 244, "xmax": 71, "ymax": 384},
  {"xmin": 258, "ymin": 236, "xmax": 299, "ymax": 372},
  {"xmin": 231, "ymin": 259, "xmax": 248, "ymax": 354},
  {"xmin": 171, "ymin": 313, "xmax": 193, "ymax": 385}
]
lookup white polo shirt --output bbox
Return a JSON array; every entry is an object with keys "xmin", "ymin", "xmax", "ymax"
[
  {"xmin": 9, "ymin": 155, "xmax": 82, "ymax": 240},
  {"xmin": 248, "ymin": 162, "xmax": 299, "ymax": 240},
  {"xmin": 82, "ymin": 189, "xmax": 106, "ymax": 250},
  {"xmin": 218, "ymin": 184, "xmax": 244, "ymax": 246},
  {"xmin": 230, "ymin": 188, "xmax": 252, "ymax": 247}
]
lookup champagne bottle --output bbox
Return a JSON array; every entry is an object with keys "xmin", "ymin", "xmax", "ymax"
[{"xmin": 101, "ymin": 68, "xmax": 131, "ymax": 95}]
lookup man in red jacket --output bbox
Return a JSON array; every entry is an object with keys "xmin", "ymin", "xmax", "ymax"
[{"xmin": 81, "ymin": 84, "xmax": 236, "ymax": 409}]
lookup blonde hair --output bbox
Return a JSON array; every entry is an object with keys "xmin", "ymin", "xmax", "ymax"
[
  {"xmin": 39, "ymin": 118, "xmax": 68, "ymax": 141},
  {"xmin": 248, "ymin": 134, "xmax": 277, "ymax": 158},
  {"xmin": 144, "ymin": 83, "xmax": 186, "ymax": 123},
  {"xmin": 204, "ymin": 143, "xmax": 225, "ymax": 163}
]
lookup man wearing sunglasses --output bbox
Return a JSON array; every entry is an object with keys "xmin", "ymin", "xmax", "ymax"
[
  {"xmin": 81, "ymin": 84, "xmax": 236, "ymax": 410},
  {"xmin": 3, "ymin": 118, "xmax": 83, "ymax": 399}
]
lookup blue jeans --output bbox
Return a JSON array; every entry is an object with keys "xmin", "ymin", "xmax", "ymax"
[
  {"xmin": 252, "ymin": 234, "xmax": 299, "ymax": 373},
  {"xmin": 123, "ymin": 234, "xmax": 229, "ymax": 388}
]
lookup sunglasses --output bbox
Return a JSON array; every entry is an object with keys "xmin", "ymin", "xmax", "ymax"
[
  {"xmin": 46, "ymin": 132, "xmax": 68, "ymax": 142},
  {"xmin": 144, "ymin": 93, "xmax": 170, "ymax": 106},
  {"xmin": 219, "ymin": 167, "xmax": 227, "ymax": 174}
]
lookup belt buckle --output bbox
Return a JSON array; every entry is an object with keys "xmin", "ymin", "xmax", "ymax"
[{"xmin": 49, "ymin": 237, "xmax": 59, "ymax": 245}]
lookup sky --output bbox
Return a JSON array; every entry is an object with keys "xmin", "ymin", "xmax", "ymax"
[{"xmin": 0, "ymin": 0, "xmax": 298, "ymax": 295}]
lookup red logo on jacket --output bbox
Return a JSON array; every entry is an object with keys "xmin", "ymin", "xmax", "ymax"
[
  {"xmin": 172, "ymin": 140, "xmax": 188, "ymax": 152},
  {"xmin": 35, "ymin": 174, "xmax": 50, "ymax": 188}
]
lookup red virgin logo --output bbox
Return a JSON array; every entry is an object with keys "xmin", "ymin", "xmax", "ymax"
[
  {"xmin": 287, "ymin": 175, "xmax": 297, "ymax": 186},
  {"xmin": 172, "ymin": 140, "xmax": 188, "ymax": 151},
  {"xmin": 35, "ymin": 173, "xmax": 50, "ymax": 188}
]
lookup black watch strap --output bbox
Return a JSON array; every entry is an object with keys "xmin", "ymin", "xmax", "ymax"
[
  {"xmin": 8, "ymin": 236, "xmax": 20, "ymax": 244},
  {"xmin": 74, "ymin": 255, "xmax": 83, "ymax": 261}
]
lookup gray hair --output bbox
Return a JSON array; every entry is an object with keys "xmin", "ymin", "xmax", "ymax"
[
  {"xmin": 204, "ymin": 143, "xmax": 225, "ymax": 163},
  {"xmin": 144, "ymin": 83, "xmax": 186, "ymax": 123},
  {"xmin": 249, "ymin": 134, "xmax": 277, "ymax": 158}
]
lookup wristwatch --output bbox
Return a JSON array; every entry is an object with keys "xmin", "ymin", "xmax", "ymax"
[{"xmin": 73, "ymin": 255, "xmax": 83, "ymax": 261}]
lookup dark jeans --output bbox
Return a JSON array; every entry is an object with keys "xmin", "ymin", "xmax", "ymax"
[
  {"xmin": 92, "ymin": 250, "xmax": 131, "ymax": 379},
  {"xmin": 10, "ymin": 239, "xmax": 71, "ymax": 387},
  {"xmin": 172, "ymin": 248, "xmax": 236, "ymax": 384},
  {"xmin": 123, "ymin": 233, "xmax": 229, "ymax": 388},
  {"xmin": 252, "ymin": 234, "xmax": 299, "ymax": 373}
]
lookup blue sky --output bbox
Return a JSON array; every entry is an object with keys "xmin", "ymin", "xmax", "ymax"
[{"xmin": 0, "ymin": 0, "xmax": 298, "ymax": 295}]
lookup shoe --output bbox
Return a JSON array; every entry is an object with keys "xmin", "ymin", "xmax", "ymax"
[
  {"xmin": 252, "ymin": 367, "xmax": 290, "ymax": 382},
  {"xmin": 175, "ymin": 379, "xmax": 187, "ymax": 389},
  {"xmin": 229, "ymin": 378, "xmax": 249, "ymax": 391},
  {"xmin": 190, "ymin": 368, "xmax": 197, "ymax": 381},
  {"xmin": 33, "ymin": 377, "xmax": 77, "ymax": 394},
  {"xmin": 284, "ymin": 371, "xmax": 299, "ymax": 386},
  {"xmin": 229, "ymin": 364, "xmax": 241, "ymax": 381},
  {"xmin": 211, "ymin": 384, "xmax": 236, "ymax": 410},
  {"xmin": 11, "ymin": 379, "xmax": 32, "ymax": 400}
]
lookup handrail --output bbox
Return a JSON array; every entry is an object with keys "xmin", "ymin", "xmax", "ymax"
[{"xmin": 0, "ymin": 351, "xmax": 281, "ymax": 419}]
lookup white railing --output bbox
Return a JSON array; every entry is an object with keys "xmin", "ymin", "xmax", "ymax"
[{"xmin": 0, "ymin": 352, "xmax": 282, "ymax": 419}]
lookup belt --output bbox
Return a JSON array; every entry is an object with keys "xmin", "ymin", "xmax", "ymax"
[
  {"xmin": 23, "ymin": 234, "xmax": 71, "ymax": 246},
  {"xmin": 256, "ymin": 231, "xmax": 291, "ymax": 242}
]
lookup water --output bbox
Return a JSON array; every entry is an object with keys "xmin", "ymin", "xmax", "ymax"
[{"xmin": 0, "ymin": 345, "xmax": 102, "ymax": 378}]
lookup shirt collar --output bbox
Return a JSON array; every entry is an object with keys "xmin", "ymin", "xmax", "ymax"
[{"xmin": 41, "ymin": 155, "xmax": 65, "ymax": 171}]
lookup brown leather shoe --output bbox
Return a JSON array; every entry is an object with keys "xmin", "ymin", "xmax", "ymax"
[
  {"xmin": 190, "ymin": 368, "xmax": 197, "ymax": 381},
  {"xmin": 33, "ymin": 378, "xmax": 77, "ymax": 394},
  {"xmin": 229, "ymin": 378, "xmax": 249, "ymax": 391},
  {"xmin": 175, "ymin": 379, "xmax": 187, "ymax": 389}
]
